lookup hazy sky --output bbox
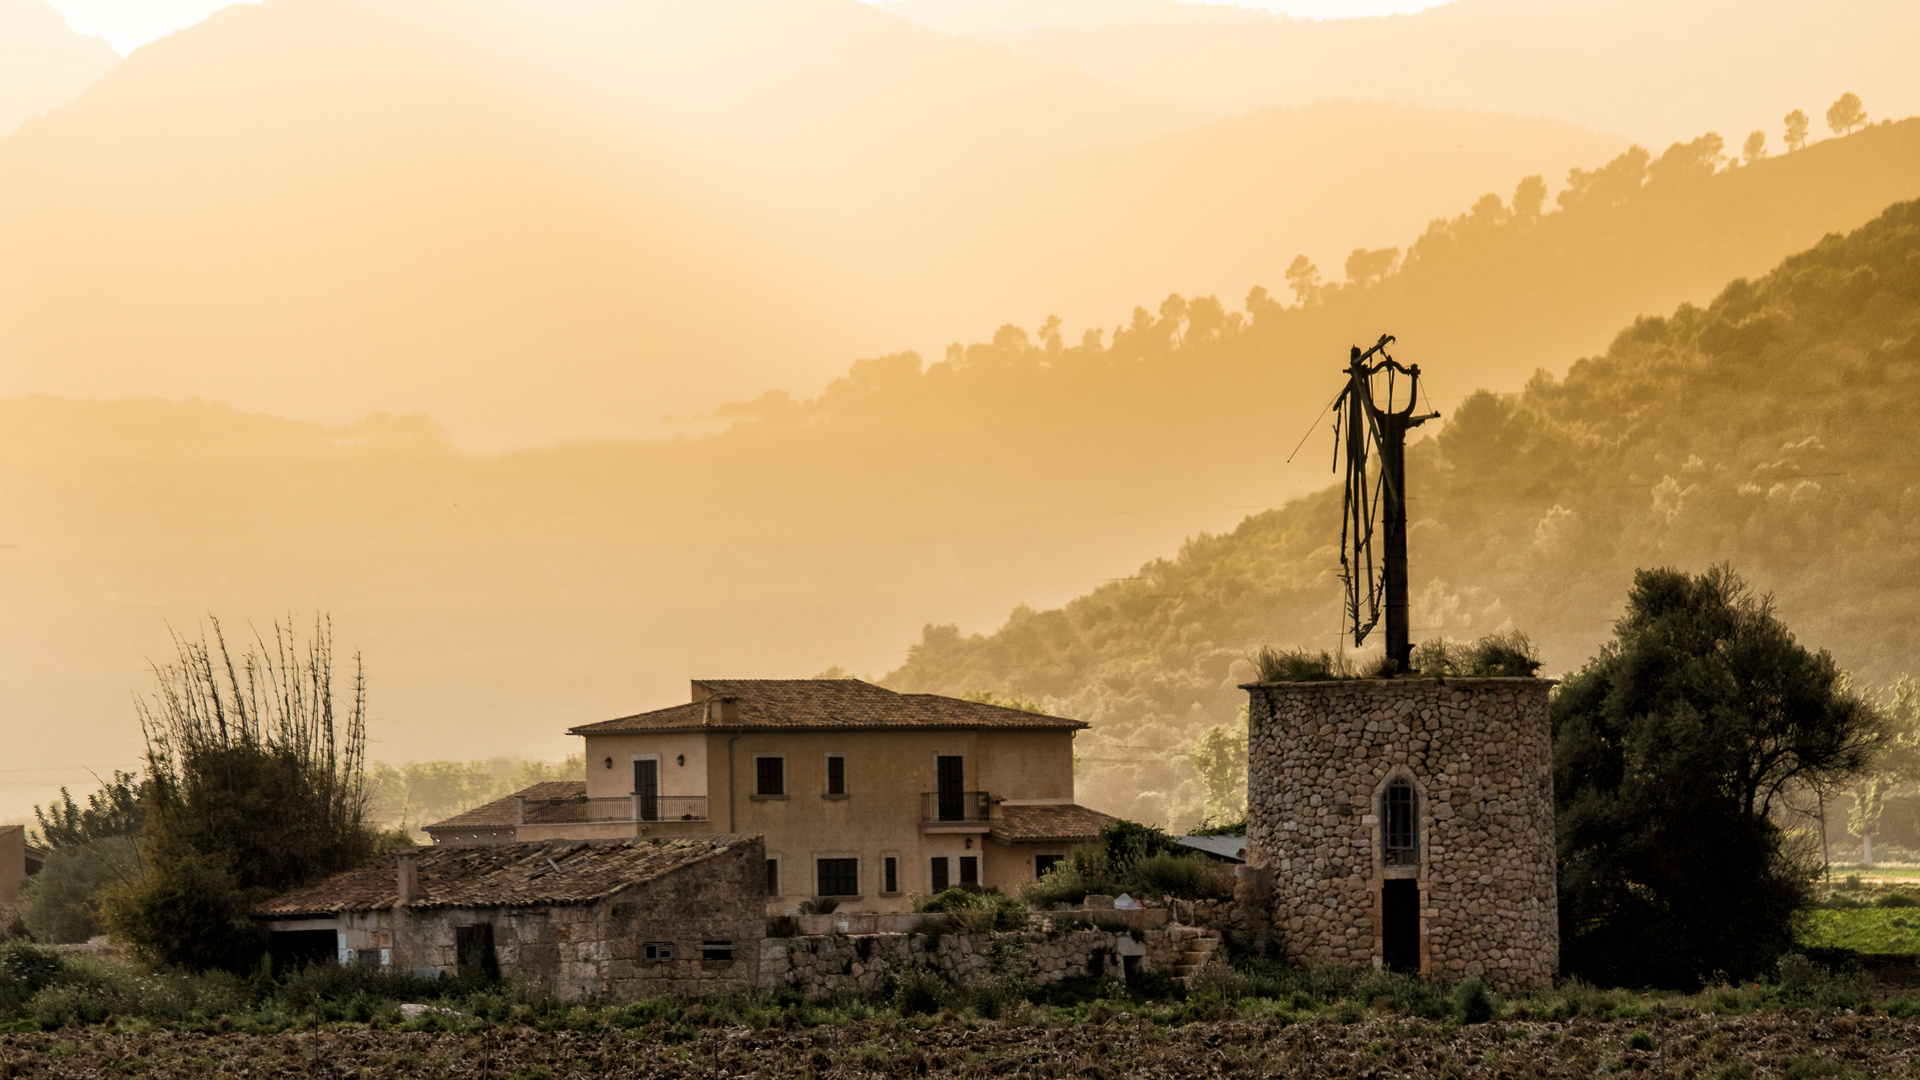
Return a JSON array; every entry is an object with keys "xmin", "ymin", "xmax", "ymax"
[{"xmin": 48, "ymin": 0, "xmax": 1447, "ymax": 54}]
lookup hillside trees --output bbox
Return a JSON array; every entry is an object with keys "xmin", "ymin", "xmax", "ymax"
[
  {"xmin": 1552, "ymin": 566, "xmax": 1883, "ymax": 987},
  {"xmin": 1828, "ymin": 93, "xmax": 1867, "ymax": 136},
  {"xmin": 885, "ymin": 196, "xmax": 1920, "ymax": 828},
  {"xmin": 100, "ymin": 617, "xmax": 374, "ymax": 971},
  {"xmin": 1785, "ymin": 110, "xmax": 1810, "ymax": 152}
]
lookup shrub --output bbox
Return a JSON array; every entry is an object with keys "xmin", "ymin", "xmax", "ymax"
[
  {"xmin": 766, "ymin": 915, "xmax": 801, "ymax": 938},
  {"xmin": 1627, "ymin": 1030, "xmax": 1656, "ymax": 1051},
  {"xmin": 1873, "ymin": 891, "xmax": 1918, "ymax": 908},
  {"xmin": 0, "ymin": 942, "xmax": 65, "ymax": 1011},
  {"xmin": 916, "ymin": 888, "xmax": 1027, "ymax": 932},
  {"xmin": 1452, "ymin": 977, "xmax": 1493, "ymax": 1023},
  {"xmin": 1129, "ymin": 852, "xmax": 1234, "ymax": 901},
  {"xmin": 1252, "ymin": 647, "xmax": 1351, "ymax": 682},
  {"xmin": 798, "ymin": 898, "xmax": 840, "ymax": 915},
  {"xmin": 1413, "ymin": 630, "xmax": 1542, "ymax": 678}
]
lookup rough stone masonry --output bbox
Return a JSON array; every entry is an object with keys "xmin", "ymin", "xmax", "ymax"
[{"xmin": 1242, "ymin": 678, "xmax": 1558, "ymax": 992}]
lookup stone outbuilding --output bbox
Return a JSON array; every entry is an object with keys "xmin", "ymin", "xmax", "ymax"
[
  {"xmin": 257, "ymin": 834, "xmax": 766, "ymax": 998},
  {"xmin": 1242, "ymin": 677, "xmax": 1558, "ymax": 992},
  {"xmin": 0, "ymin": 826, "xmax": 48, "ymax": 934}
]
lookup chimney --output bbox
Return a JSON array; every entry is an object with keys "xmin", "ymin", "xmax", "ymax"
[
  {"xmin": 515, "ymin": 794, "xmax": 527, "ymax": 825},
  {"xmin": 395, "ymin": 851, "xmax": 419, "ymax": 908}
]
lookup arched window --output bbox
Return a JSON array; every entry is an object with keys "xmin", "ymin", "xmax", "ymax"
[{"xmin": 1382, "ymin": 779, "xmax": 1417, "ymax": 866}]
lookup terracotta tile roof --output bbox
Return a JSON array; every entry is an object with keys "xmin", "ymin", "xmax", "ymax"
[
  {"xmin": 989, "ymin": 803, "xmax": 1118, "ymax": 845},
  {"xmin": 568, "ymin": 680, "xmax": 1087, "ymax": 736},
  {"xmin": 257, "ymin": 834, "xmax": 757, "ymax": 918},
  {"xmin": 424, "ymin": 781, "xmax": 588, "ymax": 833}
]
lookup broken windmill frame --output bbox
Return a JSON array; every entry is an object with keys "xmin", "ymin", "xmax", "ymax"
[{"xmin": 1333, "ymin": 334, "xmax": 1439, "ymax": 671}]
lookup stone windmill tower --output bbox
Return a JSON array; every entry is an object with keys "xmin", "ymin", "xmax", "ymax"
[{"xmin": 1240, "ymin": 338, "xmax": 1558, "ymax": 992}]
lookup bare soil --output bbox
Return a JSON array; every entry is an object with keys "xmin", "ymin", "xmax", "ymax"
[{"xmin": 4, "ymin": 1009, "xmax": 1918, "ymax": 1079}]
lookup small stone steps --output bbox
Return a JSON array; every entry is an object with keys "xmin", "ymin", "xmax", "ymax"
[{"xmin": 1168, "ymin": 927, "xmax": 1223, "ymax": 984}]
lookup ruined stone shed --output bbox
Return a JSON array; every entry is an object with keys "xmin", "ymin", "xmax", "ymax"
[
  {"xmin": 1242, "ymin": 677, "xmax": 1558, "ymax": 993},
  {"xmin": 258, "ymin": 834, "xmax": 766, "ymax": 999}
]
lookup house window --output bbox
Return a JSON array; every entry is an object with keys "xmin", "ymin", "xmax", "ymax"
[
  {"xmin": 756, "ymin": 756, "xmax": 785, "ymax": 796},
  {"xmin": 1035, "ymin": 854, "xmax": 1063, "ymax": 879},
  {"xmin": 766, "ymin": 858, "xmax": 780, "ymax": 897},
  {"xmin": 883, "ymin": 856, "xmax": 898, "ymax": 894},
  {"xmin": 643, "ymin": 941, "xmax": 675, "ymax": 962},
  {"xmin": 701, "ymin": 941, "xmax": 735, "ymax": 962},
  {"xmin": 1383, "ymin": 778, "xmax": 1418, "ymax": 866},
  {"xmin": 930, "ymin": 856, "xmax": 950, "ymax": 892},
  {"xmin": 959, "ymin": 856, "xmax": 978, "ymax": 887},
  {"xmin": 826, "ymin": 755, "xmax": 846, "ymax": 796},
  {"xmin": 817, "ymin": 857, "xmax": 859, "ymax": 897}
]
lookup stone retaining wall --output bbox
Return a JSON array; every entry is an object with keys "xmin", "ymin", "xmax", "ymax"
[
  {"xmin": 1243, "ymin": 678, "xmax": 1558, "ymax": 992},
  {"xmin": 759, "ymin": 925, "xmax": 1210, "ymax": 996}
]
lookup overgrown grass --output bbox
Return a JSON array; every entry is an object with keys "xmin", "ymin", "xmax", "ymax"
[
  {"xmin": 1803, "ymin": 908, "xmax": 1920, "ymax": 953},
  {"xmin": 5, "ymin": 938, "xmax": 1909, "ymax": 1037},
  {"xmin": 1250, "ymin": 631, "xmax": 1542, "ymax": 682}
]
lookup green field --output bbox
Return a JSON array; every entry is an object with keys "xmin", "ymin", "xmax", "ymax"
[{"xmin": 1804, "ymin": 908, "xmax": 1920, "ymax": 953}]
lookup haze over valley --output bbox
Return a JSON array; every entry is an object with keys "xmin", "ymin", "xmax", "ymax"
[{"xmin": 3, "ymin": 0, "xmax": 1917, "ymax": 829}]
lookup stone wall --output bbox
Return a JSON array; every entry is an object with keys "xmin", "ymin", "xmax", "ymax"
[
  {"xmin": 303, "ymin": 837, "xmax": 770, "ymax": 999},
  {"xmin": 759, "ymin": 925, "xmax": 1208, "ymax": 996},
  {"xmin": 1243, "ymin": 678, "xmax": 1558, "ymax": 992}
]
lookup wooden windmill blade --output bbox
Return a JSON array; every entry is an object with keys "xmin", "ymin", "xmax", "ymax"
[{"xmin": 1333, "ymin": 335, "xmax": 1438, "ymax": 670}]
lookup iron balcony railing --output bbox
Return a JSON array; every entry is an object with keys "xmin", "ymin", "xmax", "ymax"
[
  {"xmin": 921, "ymin": 791, "xmax": 990, "ymax": 823},
  {"xmin": 566, "ymin": 795, "xmax": 709, "ymax": 823}
]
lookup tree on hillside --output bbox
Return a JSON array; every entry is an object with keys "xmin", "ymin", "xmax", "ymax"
[
  {"xmin": 1784, "ymin": 109, "xmax": 1810, "ymax": 152},
  {"xmin": 1553, "ymin": 566, "xmax": 1883, "ymax": 987},
  {"xmin": 100, "ymin": 616, "xmax": 374, "ymax": 971},
  {"xmin": 1827, "ymin": 93, "xmax": 1867, "ymax": 136},
  {"xmin": 1343, "ymin": 247, "xmax": 1400, "ymax": 288},
  {"xmin": 1742, "ymin": 130, "xmax": 1767, "ymax": 164},
  {"xmin": 1184, "ymin": 718, "xmax": 1248, "ymax": 827},
  {"xmin": 1846, "ymin": 677, "xmax": 1919, "ymax": 866},
  {"xmin": 1284, "ymin": 255, "xmax": 1321, "ymax": 306},
  {"xmin": 1511, "ymin": 174, "xmax": 1548, "ymax": 221}
]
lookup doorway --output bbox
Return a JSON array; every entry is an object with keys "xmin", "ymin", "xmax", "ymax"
[
  {"xmin": 1382, "ymin": 879, "xmax": 1420, "ymax": 973},
  {"xmin": 634, "ymin": 758, "xmax": 659, "ymax": 821}
]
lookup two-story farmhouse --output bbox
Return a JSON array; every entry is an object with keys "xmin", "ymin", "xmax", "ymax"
[{"xmin": 426, "ymin": 680, "xmax": 1116, "ymax": 912}]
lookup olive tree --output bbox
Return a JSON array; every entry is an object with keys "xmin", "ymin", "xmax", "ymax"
[{"xmin": 1553, "ymin": 566, "xmax": 1882, "ymax": 987}]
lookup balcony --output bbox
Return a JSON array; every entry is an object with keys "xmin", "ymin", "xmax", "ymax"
[
  {"xmin": 920, "ymin": 790, "xmax": 990, "ymax": 823},
  {"xmin": 548, "ymin": 795, "xmax": 709, "ymax": 823}
]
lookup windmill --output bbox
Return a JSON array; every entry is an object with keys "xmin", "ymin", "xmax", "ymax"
[{"xmin": 1334, "ymin": 334, "xmax": 1439, "ymax": 671}]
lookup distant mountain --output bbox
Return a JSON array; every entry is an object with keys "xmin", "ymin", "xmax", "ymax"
[
  {"xmin": 882, "ymin": 198, "xmax": 1920, "ymax": 826},
  {"xmin": 2, "ymin": 124, "xmax": 1915, "ymax": 823},
  {"xmin": 0, "ymin": 0, "xmax": 1196, "ymax": 448},
  {"xmin": 879, "ymin": 0, "xmax": 1273, "ymax": 33},
  {"xmin": 0, "ymin": 0, "xmax": 117, "ymax": 137},
  {"xmin": 963, "ymin": 0, "xmax": 1920, "ymax": 149},
  {"xmin": 0, "ymin": 0, "xmax": 1647, "ymax": 450}
]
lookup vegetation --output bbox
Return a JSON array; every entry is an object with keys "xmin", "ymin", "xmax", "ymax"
[
  {"xmin": 99, "ymin": 617, "xmax": 375, "ymax": 972},
  {"xmin": 1553, "ymin": 567, "xmax": 1883, "ymax": 987},
  {"xmin": 885, "ymin": 196, "xmax": 1920, "ymax": 828},
  {"xmin": 363, "ymin": 756, "xmax": 585, "ymax": 835},
  {"xmin": 1023, "ymin": 822, "xmax": 1233, "ymax": 907},
  {"xmin": 21, "ymin": 771, "xmax": 148, "ymax": 944}
]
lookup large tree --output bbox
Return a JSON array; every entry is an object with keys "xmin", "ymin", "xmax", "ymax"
[
  {"xmin": 1552, "ymin": 566, "xmax": 1881, "ymax": 987},
  {"xmin": 100, "ymin": 616, "xmax": 373, "ymax": 971}
]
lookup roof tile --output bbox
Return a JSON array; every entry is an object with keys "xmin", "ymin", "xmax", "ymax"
[
  {"xmin": 257, "ymin": 834, "xmax": 756, "ymax": 918},
  {"xmin": 988, "ymin": 803, "xmax": 1118, "ymax": 844},
  {"xmin": 568, "ymin": 680, "xmax": 1086, "ymax": 735}
]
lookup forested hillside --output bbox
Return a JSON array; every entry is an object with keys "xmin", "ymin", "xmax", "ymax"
[
  {"xmin": 3, "ymin": 121, "xmax": 1914, "ymax": 822},
  {"xmin": 883, "ymin": 199, "xmax": 1920, "ymax": 827}
]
